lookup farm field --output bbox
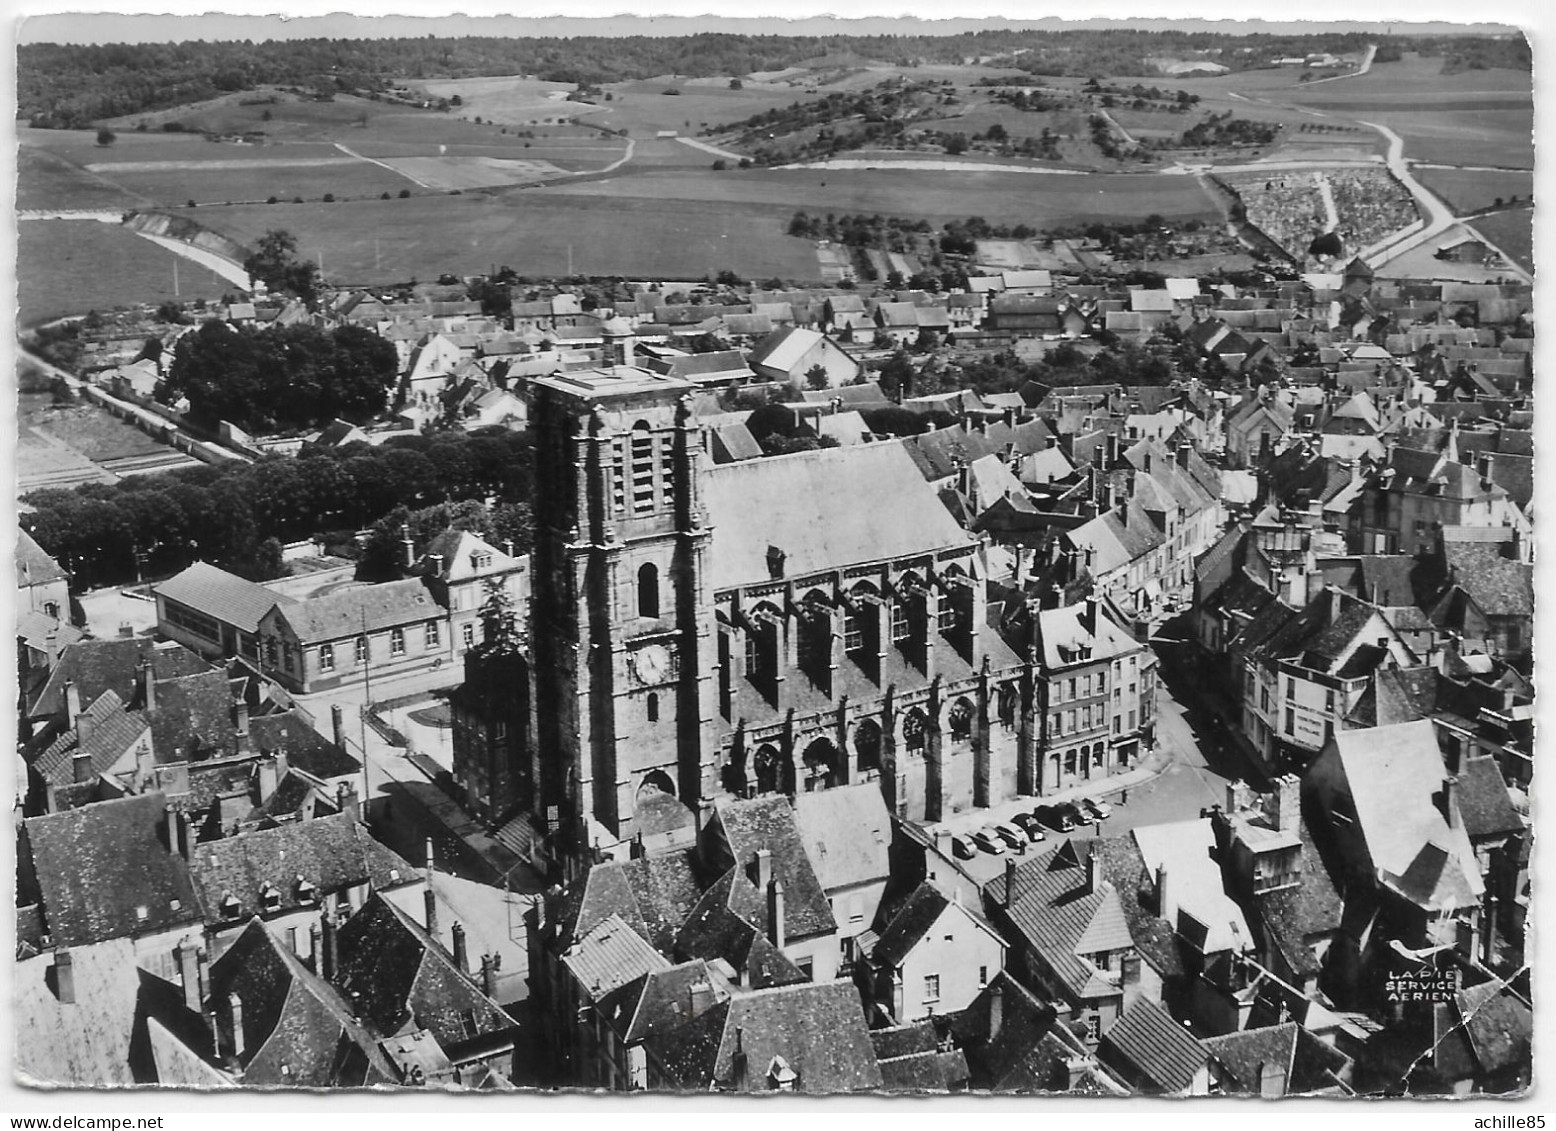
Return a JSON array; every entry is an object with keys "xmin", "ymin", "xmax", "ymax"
[
  {"xmin": 1469, "ymin": 208, "xmax": 1534, "ymax": 276},
  {"xmin": 17, "ymin": 219, "xmax": 230, "ymax": 325},
  {"xmin": 377, "ymin": 156, "xmax": 572, "ymax": 190},
  {"xmin": 533, "ymin": 167, "xmax": 1219, "ymax": 228},
  {"xmin": 199, "ymin": 192, "xmax": 821, "ymax": 283},
  {"xmin": 1354, "ymin": 108, "xmax": 1531, "ymax": 169},
  {"xmin": 16, "ymin": 145, "xmax": 146, "ymax": 211},
  {"xmin": 1413, "ymin": 167, "xmax": 1534, "ymax": 215},
  {"xmin": 86, "ymin": 156, "xmax": 418, "ymax": 205},
  {"xmin": 18, "ymin": 393, "xmax": 181, "ymax": 493}
]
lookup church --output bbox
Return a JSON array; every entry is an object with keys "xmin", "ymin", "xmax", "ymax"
[{"xmin": 467, "ymin": 332, "xmax": 1153, "ymax": 864}]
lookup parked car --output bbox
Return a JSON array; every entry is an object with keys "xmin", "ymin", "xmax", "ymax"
[
  {"xmin": 1081, "ymin": 796, "xmax": 1114, "ymax": 822},
  {"xmin": 970, "ymin": 828, "xmax": 1007, "ymax": 855},
  {"xmin": 950, "ymin": 834, "xmax": 977, "ymax": 861},
  {"xmin": 1060, "ymin": 800, "xmax": 1092, "ymax": 826},
  {"xmin": 992, "ymin": 823, "xmax": 1025, "ymax": 850},
  {"xmin": 1035, "ymin": 804, "xmax": 1075, "ymax": 833},
  {"xmin": 1012, "ymin": 812, "xmax": 1049, "ymax": 842}
]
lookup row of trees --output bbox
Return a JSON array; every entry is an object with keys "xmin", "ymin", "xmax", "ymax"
[
  {"xmin": 163, "ymin": 320, "xmax": 399, "ymax": 433},
  {"xmin": 22, "ymin": 428, "xmax": 537, "ymax": 590}
]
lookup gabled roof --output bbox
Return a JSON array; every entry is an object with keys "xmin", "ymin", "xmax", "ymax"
[
  {"xmin": 596, "ymin": 960, "xmax": 721, "ymax": 1046},
  {"xmin": 17, "ymin": 529, "xmax": 70, "ymax": 587},
  {"xmin": 949, "ymin": 972, "xmax": 1082, "ymax": 1092},
  {"xmin": 187, "ymin": 812, "xmax": 418, "ymax": 927},
  {"xmin": 1202, "ymin": 1022, "xmax": 1352, "ymax": 1095},
  {"xmin": 247, "ymin": 706, "xmax": 361, "ymax": 780},
  {"xmin": 562, "ymin": 913, "xmax": 672, "ymax": 1001},
  {"xmin": 643, "ymin": 979, "xmax": 882, "ymax": 1094},
  {"xmin": 148, "ymin": 668, "xmax": 237, "ymax": 761},
  {"xmin": 14, "ymin": 937, "xmax": 141, "ymax": 1087},
  {"xmin": 332, "ymin": 893, "xmax": 511, "ymax": 1049},
  {"xmin": 22, "ymin": 791, "xmax": 203, "ymax": 948},
  {"xmin": 207, "ymin": 917, "xmax": 395, "ymax": 1087},
  {"xmin": 27, "ymin": 638, "xmax": 212, "ymax": 722},
  {"xmin": 1328, "ymin": 721, "xmax": 1483, "ymax": 909},
  {"xmin": 273, "ymin": 579, "xmax": 439, "ymax": 643},
  {"xmin": 551, "ymin": 852, "xmax": 702, "ymax": 955},
  {"xmin": 30, "ymin": 690, "xmax": 150, "ymax": 788},
  {"xmin": 747, "ymin": 326, "xmax": 824, "ymax": 373},
  {"xmin": 1253, "ymin": 820, "xmax": 1343, "ymax": 978},
  {"xmin": 1454, "ymin": 756, "xmax": 1522, "ymax": 840},
  {"xmin": 872, "ymin": 883, "xmax": 950, "ymax": 969},
  {"xmin": 790, "ymin": 784, "xmax": 889, "ymax": 894},
  {"xmin": 1100, "ymin": 998, "xmax": 1208, "ymax": 1093},
  {"xmin": 154, "ymin": 562, "xmax": 296, "ymax": 634},
  {"xmin": 416, "ymin": 529, "xmax": 520, "ymax": 585},
  {"xmin": 703, "ymin": 441, "xmax": 973, "ymax": 592}
]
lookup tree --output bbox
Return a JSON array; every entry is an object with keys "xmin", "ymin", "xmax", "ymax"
[
  {"xmin": 711, "ymin": 159, "xmax": 727, "ymax": 170},
  {"xmin": 728, "ymin": 78, "xmax": 744, "ymax": 90},
  {"xmin": 805, "ymin": 363, "xmax": 830, "ymax": 391},
  {"xmin": 247, "ymin": 536, "xmax": 288, "ymax": 581},
  {"xmin": 242, "ymin": 228, "xmax": 320, "ymax": 304},
  {"xmin": 477, "ymin": 578, "xmax": 524, "ymax": 654},
  {"xmin": 96, "ymin": 127, "xmax": 116, "ymax": 146}
]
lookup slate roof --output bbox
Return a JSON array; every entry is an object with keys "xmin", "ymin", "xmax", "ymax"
[
  {"xmin": 1248, "ymin": 827, "xmax": 1342, "ymax": 980},
  {"xmin": 948, "ymin": 973, "xmax": 1074, "ymax": 1092},
  {"xmin": 30, "ymin": 690, "xmax": 150, "ymax": 788},
  {"xmin": 984, "ymin": 840, "xmax": 1127, "ymax": 1002},
  {"xmin": 27, "ymin": 639, "xmax": 212, "ymax": 722},
  {"xmin": 155, "ymin": 562, "xmax": 296, "ymax": 634},
  {"xmin": 643, "ymin": 979, "xmax": 882, "ymax": 1094},
  {"xmin": 872, "ymin": 883, "xmax": 951, "ymax": 969},
  {"xmin": 703, "ymin": 441, "xmax": 973, "ymax": 591},
  {"xmin": 23, "ymin": 792, "xmax": 203, "ymax": 948},
  {"xmin": 1095, "ymin": 835, "xmax": 1183, "ymax": 980},
  {"xmin": 1455, "ymin": 756, "xmax": 1523, "ymax": 840},
  {"xmin": 1100, "ymin": 997, "xmax": 1207, "ymax": 1093},
  {"xmin": 673, "ymin": 867, "xmax": 807, "ymax": 989},
  {"xmin": 17, "ymin": 529, "xmax": 70, "ymax": 587},
  {"xmin": 1440, "ymin": 542, "xmax": 1533, "ymax": 618},
  {"xmin": 208, "ymin": 917, "xmax": 395, "ymax": 1087},
  {"xmin": 276, "ymin": 579, "xmax": 440, "ymax": 643},
  {"xmin": 551, "ymin": 852, "xmax": 702, "ymax": 955},
  {"xmin": 14, "ymin": 938, "xmax": 141, "ymax": 1087},
  {"xmin": 562, "ymin": 913, "xmax": 672, "ymax": 1001},
  {"xmin": 148, "ymin": 669, "xmax": 237, "ymax": 761},
  {"xmin": 332, "ymin": 893, "xmax": 511, "ymax": 1049},
  {"xmin": 790, "ymin": 783, "xmax": 890, "ymax": 895},
  {"xmin": 1202, "ymin": 1022, "xmax": 1351, "ymax": 1095},
  {"xmin": 247, "ymin": 707, "xmax": 361, "ymax": 780},
  {"xmin": 1330, "ymin": 721, "xmax": 1483, "ymax": 910},
  {"xmin": 710, "ymin": 795, "xmax": 835, "ymax": 939},
  {"xmin": 595, "ymin": 959, "xmax": 720, "ymax": 1045},
  {"xmin": 187, "ymin": 812, "xmax": 418, "ymax": 926}
]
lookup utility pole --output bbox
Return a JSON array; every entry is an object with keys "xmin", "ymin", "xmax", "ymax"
[
  {"xmin": 173, "ymin": 256, "xmax": 180, "ymax": 298},
  {"xmin": 359, "ymin": 604, "xmax": 373, "ymax": 825}
]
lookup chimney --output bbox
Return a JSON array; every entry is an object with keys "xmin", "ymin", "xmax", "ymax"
[
  {"xmin": 257, "ymin": 754, "xmax": 278, "ymax": 802},
  {"xmin": 308, "ymin": 921, "xmax": 323, "ymax": 974},
  {"xmin": 176, "ymin": 940, "xmax": 204, "ymax": 1012},
  {"xmin": 1155, "ymin": 863, "xmax": 1171, "ymax": 921},
  {"xmin": 768, "ymin": 879, "xmax": 786, "ymax": 950},
  {"xmin": 1106, "ymin": 432, "xmax": 1120, "ymax": 468},
  {"xmin": 424, "ymin": 886, "xmax": 439, "ymax": 937},
  {"xmin": 988, "ymin": 979, "xmax": 1004, "ymax": 1041},
  {"xmin": 227, "ymin": 993, "xmax": 245, "ymax": 1060},
  {"xmin": 1443, "ymin": 776, "xmax": 1460, "ymax": 829},
  {"xmin": 54, "ymin": 949, "xmax": 75, "ymax": 1004},
  {"xmin": 689, "ymin": 980, "xmax": 716, "ymax": 1016},
  {"xmin": 480, "ymin": 954, "xmax": 498, "ymax": 998},
  {"xmin": 1003, "ymin": 856, "xmax": 1017, "ymax": 908},
  {"xmin": 1483, "ymin": 895, "xmax": 1499, "ymax": 965},
  {"xmin": 451, "ymin": 922, "xmax": 468, "ymax": 973},
  {"xmin": 337, "ymin": 780, "xmax": 360, "ymax": 823},
  {"xmin": 64, "ymin": 680, "xmax": 81, "ymax": 725},
  {"xmin": 401, "ymin": 524, "xmax": 415, "ymax": 571},
  {"xmin": 429, "ymin": 553, "xmax": 445, "ymax": 577},
  {"xmin": 43, "ymin": 629, "xmax": 59, "ymax": 671},
  {"xmin": 1328, "ymin": 587, "xmax": 1344, "ymax": 623},
  {"xmin": 331, "ymin": 704, "xmax": 346, "ymax": 750},
  {"xmin": 234, "ymin": 700, "xmax": 249, "ymax": 739},
  {"xmin": 1064, "ymin": 1056, "xmax": 1089, "ymax": 1086},
  {"xmin": 72, "ymin": 750, "xmax": 94, "ymax": 785},
  {"xmin": 754, "ymin": 848, "xmax": 772, "ymax": 891},
  {"xmin": 1083, "ymin": 595, "xmax": 1099, "ymax": 635},
  {"xmin": 1084, "ymin": 844, "xmax": 1098, "ymax": 896},
  {"xmin": 320, "ymin": 910, "xmax": 338, "ymax": 981},
  {"xmin": 1177, "ymin": 443, "xmax": 1192, "ymax": 469},
  {"xmin": 140, "ymin": 660, "xmax": 156, "ymax": 713},
  {"xmin": 732, "ymin": 1026, "xmax": 748, "ymax": 1082},
  {"xmin": 1273, "ymin": 774, "xmax": 1301, "ymax": 834},
  {"xmin": 165, "ymin": 804, "xmax": 190, "ymax": 859}
]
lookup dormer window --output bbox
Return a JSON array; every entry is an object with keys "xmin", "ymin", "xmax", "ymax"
[
  {"xmin": 474, "ymin": 553, "xmax": 493, "ymax": 570},
  {"xmin": 135, "ymin": 905, "xmax": 149, "ymax": 922},
  {"xmin": 220, "ymin": 893, "xmax": 241, "ymax": 919},
  {"xmin": 296, "ymin": 876, "xmax": 318, "ymax": 904},
  {"xmin": 260, "ymin": 884, "xmax": 282, "ymax": 913}
]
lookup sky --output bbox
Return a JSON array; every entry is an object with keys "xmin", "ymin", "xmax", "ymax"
[{"xmin": 11, "ymin": 10, "xmax": 1529, "ymax": 46}]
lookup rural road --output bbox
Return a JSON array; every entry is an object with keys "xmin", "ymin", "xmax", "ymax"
[
  {"xmin": 1301, "ymin": 43, "xmax": 1377, "ymax": 87},
  {"xmin": 20, "ymin": 208, "xmax": 252, "ymax": 288}
]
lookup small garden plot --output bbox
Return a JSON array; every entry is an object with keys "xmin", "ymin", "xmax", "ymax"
[{"xmin": 1413, "ymin": 166, "xmax": 1533, "ymax": 216}]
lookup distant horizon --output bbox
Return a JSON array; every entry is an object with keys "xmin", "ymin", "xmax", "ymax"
[{"xmin": 15, "ymin": 13, "xmax": 1526, "ymax": 47}]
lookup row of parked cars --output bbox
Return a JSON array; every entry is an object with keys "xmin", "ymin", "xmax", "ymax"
[{"xmin": 950, "ymin": 797, "xmax": 1115, "ymax": 860}]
